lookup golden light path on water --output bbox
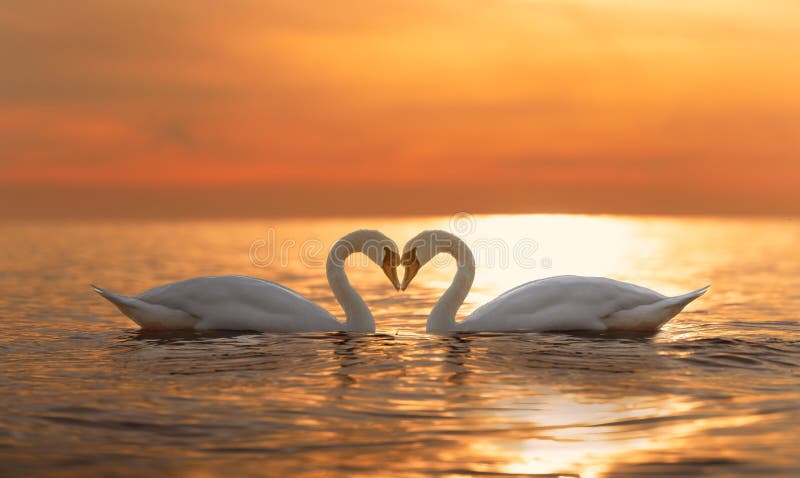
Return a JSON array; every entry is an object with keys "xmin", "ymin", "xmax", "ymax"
[{"xmin": 0, "ymin": 214, "xmax": 798, "ymax": 477}]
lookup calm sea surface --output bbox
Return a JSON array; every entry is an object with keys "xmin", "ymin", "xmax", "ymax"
[{"xmin": 1, "ymin": 215, "xmax": 798, "ymax": 477}]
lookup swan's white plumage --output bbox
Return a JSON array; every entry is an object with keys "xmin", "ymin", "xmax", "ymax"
[
  {"xmin": 95, "ymin": 276, "xmax": 341, "ymax": 332},
  {"xmin": 459, "ymin": 275, "xmax": 708, "ymax": 332},
  {"xmin": 93, "ymin": 284, "xmax": 199, "ymax": 330}
]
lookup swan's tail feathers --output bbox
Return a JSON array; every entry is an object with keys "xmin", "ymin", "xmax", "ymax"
[
  {"xmin": 92, "ymin": 284, "xmax": 197, "ymax": 330},
  {"xmin": 603, "ymin": 285, "xmax": 710, "ymax": 331}
]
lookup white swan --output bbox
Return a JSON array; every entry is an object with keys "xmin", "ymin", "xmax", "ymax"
[
  {"xmin": 93, "ymin": 230, "xmax": 401, "ymax": 332},
  {"xmin": 400, "ymin": 230, "xmax": 709, "ymax": 333}
]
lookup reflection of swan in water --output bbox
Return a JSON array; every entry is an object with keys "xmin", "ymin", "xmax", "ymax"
[
  {"xmin": 441, "ymin": 335, "xmax": 471, "ymax": 385},
  {"xmin": 94, "ymin": 230, "xmax": 401, "ymax": 333},
  {"xmin": 400, "ymin": 230, "xmax": 709, "ymax": 334},
  {"xmin": 331, "ymin": 333, "xmax": 363, "ymax": 389},
  {"xmin": 431, "ymin": 332, "xmax": 676, "ymax": 397},
  {"xmin": 126, "ymin": 329, "xmax": 258, "ymax": 344}
]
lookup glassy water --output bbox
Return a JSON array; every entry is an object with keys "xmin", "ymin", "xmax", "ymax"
[{"xmin": 1, "ymin": 215, "xmax": 798, "ymax": 477}]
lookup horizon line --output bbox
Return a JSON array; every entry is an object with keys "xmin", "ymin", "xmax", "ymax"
[{"xmin": 2, "ymin": 183, "xmax": 798, "ymax": 218}]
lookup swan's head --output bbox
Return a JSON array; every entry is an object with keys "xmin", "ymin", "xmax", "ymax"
[
  {"xmin": 336, "ymin": 229, "xmax": 402, "ymax": 291},
  {"xmin": 400, "ymin": 229, "xmax": 461, "ymax": 291},
  {"xmin": 378, "ymin": 244, "xmax": 402, "ymax": 292}
]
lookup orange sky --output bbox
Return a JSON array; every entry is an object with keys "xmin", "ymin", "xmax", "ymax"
[{"xmin": 1, "ymin": 1, "xmax": 799, "ymax": 215}]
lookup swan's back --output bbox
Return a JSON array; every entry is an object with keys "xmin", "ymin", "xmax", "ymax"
[
  {"xmin": 460, "ymin": 275, "xmax": 669, "ymax": 332},
  {"xmin": 121, "ymin": 275, "xmax": 341, "ymax": 332}
]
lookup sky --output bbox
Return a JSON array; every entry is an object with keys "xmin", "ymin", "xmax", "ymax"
[{"xmin": 1, "ymin": 0, "xmax": 799, "ymax": 216}]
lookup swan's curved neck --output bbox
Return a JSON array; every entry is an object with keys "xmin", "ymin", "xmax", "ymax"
[
  {"xmin": 326, "ymin": 237, "xmax": 375, "ymax": 332},
  {"xmin": 428, "ymin": 235, "xmax": 475, "ymax": 333}
]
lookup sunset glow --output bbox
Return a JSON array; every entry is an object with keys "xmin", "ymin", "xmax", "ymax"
[{"xmin": 1, "ymin": 1, "xmax": 798, "ymax": 215}]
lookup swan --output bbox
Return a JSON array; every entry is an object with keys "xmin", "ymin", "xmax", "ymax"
[
  {"xmin": 399, "ymin": 229, "xmax": 709, "ymax": 333},
  {"xmin": 93, "ymin": 230, "xmax": 401, "ymax": 332}
]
